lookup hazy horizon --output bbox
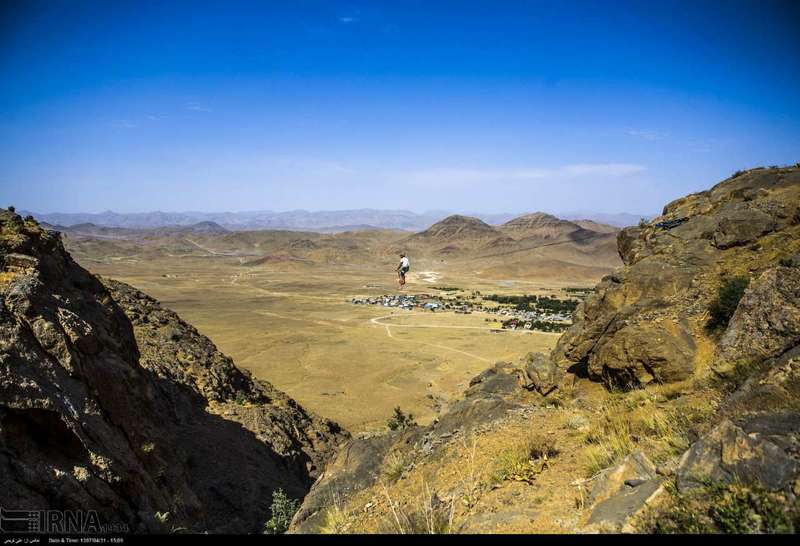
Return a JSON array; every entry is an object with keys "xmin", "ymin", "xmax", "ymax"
[
  {"xmin": 2, "ymin": 1, "xmax": 799, "ymax": 215},
  {"xmin": 19, "ymin": 206, "xmax": 654, "ymax": 217}
]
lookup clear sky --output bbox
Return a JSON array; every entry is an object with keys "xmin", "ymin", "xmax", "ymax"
[{"xmin": 1, "ymin": 0, "xmax": 798, "ymax": 215}]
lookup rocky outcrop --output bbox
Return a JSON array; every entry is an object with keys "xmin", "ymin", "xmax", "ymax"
[
  {"xmin": 583, "ymin": 452, "xmax": 664, "ymax": 533},
  {"xmin": 679, "ymin": 334, "xmax": 800, "ymax": 495},
  {"xmin": 713, "ymin": 266, "xmax": 800, "ymax": 377},
  {"xmin": 676, "ymin": 417, "xmax": 799, "ymax": 493},
  {"xmin": 553, "ymin": 166, "xmax": 800, "ymax": 387},
  {"xmin": 0, "ymin": 210, "xmax": 346, "ymax": 533}
]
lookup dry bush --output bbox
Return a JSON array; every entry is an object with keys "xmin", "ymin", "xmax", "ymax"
[{"xmin": 383, "ymin": 450, "xmax": 414, "ymax": 483}]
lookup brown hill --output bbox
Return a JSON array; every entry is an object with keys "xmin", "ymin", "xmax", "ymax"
[
  {"xmin": 499, "ymin": 212, "xmax": 615, "ymax": 246},
  {"xmin": 409, "ymin": 214, "xmax": 501, "ymax": 242},
  {"xmin": 501, "ymin": 212, "xmax": 580, "ymax": 238},
  {"xmin": 571, "ymin": 219, "xmax": 620, "ymax": 234},
  {"xmin": 59, "ymin": 212, "xmax": 621, "ymax": 286}
]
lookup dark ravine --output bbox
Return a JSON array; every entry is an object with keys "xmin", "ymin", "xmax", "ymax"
[{"xmin": 0, "ymin": 209, "xmax": 347, "ymax": 533}]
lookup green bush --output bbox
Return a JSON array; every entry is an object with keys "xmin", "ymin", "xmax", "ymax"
[
  {"xmin": 706, "ymin": 276, "xmax": 749, "ymax": 332},
  {"xmin": 387, "ymin": 406, "xmax": 416, "ymax": 431},
  {"xmin": 264, "ymin": 489, "xmax": 300, "ymax": 534}
]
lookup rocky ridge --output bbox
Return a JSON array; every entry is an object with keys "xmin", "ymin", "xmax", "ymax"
[{"xmin": 553, "ymin": 165, "xmax": 800, "ymax": 387}]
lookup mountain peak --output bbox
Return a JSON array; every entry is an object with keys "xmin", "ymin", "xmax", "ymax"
[
  {"xmin": 503, "ymin": 212, "xmax": 571, "ymax": 229},
  {"xmin": 417, "ymin": 214, "xmax": 499, "ymax": 240}
]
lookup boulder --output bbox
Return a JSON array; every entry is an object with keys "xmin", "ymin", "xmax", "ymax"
[
  {"xmin": 290, "ymin": 433, "xmax": 398, "ymax": 533},
  {"xmin": 713, "ymin": 206, "xmax": 777, "ymax": 249},
  {"xmin": 519, "ymin": 352, "xmax": 561, "ymax": 395},
  {"xmin": 467, "ymin": 361, "xmax": 520, "ymax": 397},
  {"xmin": 586, "ymin": 451, "xmax": 658, "ymax": 506},
  {"xmin": 676, "ymin": 418, "xmax": 799, "ymax": 493},
  {"xmin": 588, "ymin": 319, "xmax": 696, "ymax": 385}
]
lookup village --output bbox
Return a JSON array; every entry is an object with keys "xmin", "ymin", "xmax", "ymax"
[{"xmin": 351, "ymin": 288, "xmax": 587, "ymax": 333}]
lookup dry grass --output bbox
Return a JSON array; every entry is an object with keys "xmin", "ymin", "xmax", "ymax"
[
  {"xmin": 493, "ymin": 432, "xmax": 558, "ymax": 484},
  {"xmin": 454, "ymin": 434, "xmax": 484, "ymax": 511},
  {"xmin": 318, "ymin": 490, "xmax": 351, "ymax": 534},
  {"xmin": 380, "ymin": 479, "xmax": 457, "ymax": 534},
  {"xmin": 581, "ymin": 388, "xmax": 718, "ymax": 476},
  {"xmin": 565, "ymin": 412, "xmax": 590, "ymax": 431}
]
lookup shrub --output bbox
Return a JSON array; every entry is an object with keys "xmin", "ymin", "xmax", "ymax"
[
  {"xmin": 638, "ymin": 217, "xmax": 649, "ymax": 228},
  {"xmin": 641, "ymin": 481, "xmax": 799, "ymax": 534},
  {"xmin": 387, "ymin": 407, "xmax": 416, "ymax": 431},
  {"xmin": 706, "ymin": 276, "xmax": 749, "ymax": 332},
  {"xmin": 264, "ymin": 488, "xmax": 300, "ymax": 534}
]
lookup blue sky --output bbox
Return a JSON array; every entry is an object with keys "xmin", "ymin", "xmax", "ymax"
[{"xmin": 1, "ymin": 0, "xmax": 798, "ymax": 215}]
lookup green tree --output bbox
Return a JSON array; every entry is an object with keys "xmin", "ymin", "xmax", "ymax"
[
  {"xmin": 387, "ymin": 406, "xmax": 416, "ymax": 431},
  {"xmin": 264, "ymin": 488, "xmax": 300, "ymax": 534}
]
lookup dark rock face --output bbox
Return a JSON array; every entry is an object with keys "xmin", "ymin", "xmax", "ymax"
[
  {"xmin": 714, "ymin": 266, "xmax": 800, "ymax": 377},
  {"xmin": 553, "ymin": 166, "xmax": 800, "ymax": 387},
  {"xmin": 584, "ymin": 452, "xmax": 664, "ymax": 532},
  {"xmin": 290, "ymin": 433, "xmax": 399, "ymax": 533},
  {"xmin": 467, "ymin": 361, "xmax": 521, "ymax": 396},
  {"xmin": 0, "ymin": 210, "xmax": 346, "ymax": 533}
]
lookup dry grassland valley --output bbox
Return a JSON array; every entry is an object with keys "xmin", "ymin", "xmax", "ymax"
[{"xmin": 56, "ymin": 211, "xmax": 619, "ymax": 431}]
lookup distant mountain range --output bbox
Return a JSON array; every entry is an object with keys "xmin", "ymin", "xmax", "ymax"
[{"xmin": 21, "ymin": 208, "xmax": 651, "ymax": 232}]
